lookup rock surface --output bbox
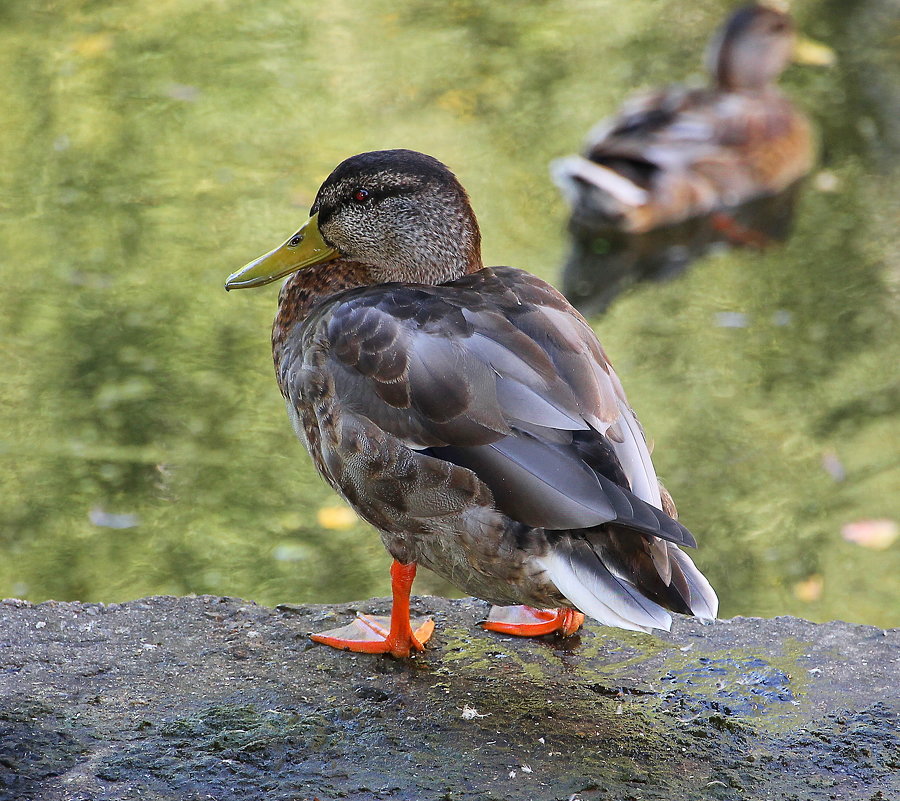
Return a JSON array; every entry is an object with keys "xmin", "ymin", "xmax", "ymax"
[{"xmin": 0, "ymin": 595, "xmax": 897, "ymax": 801}]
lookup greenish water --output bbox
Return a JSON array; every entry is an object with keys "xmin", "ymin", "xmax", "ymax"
[{"xmin": 1, "ymin": 0, "xmax": 897, "ymax": 627}]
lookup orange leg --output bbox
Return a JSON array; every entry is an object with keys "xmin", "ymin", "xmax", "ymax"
[
  {"xmin": 482, "ymin": 605, "xmax": 585, "ymax": 637},
  {"xmin": 710, "ymin": 212, "xmax": 772, "ymax": 248},
  {"xmin": 309, "ymin": 560, "xmax": 435, "ymax": 658}
]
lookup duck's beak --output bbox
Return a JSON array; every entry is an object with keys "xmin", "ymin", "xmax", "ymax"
[
  {"xmin": 225, "ymin": 212, "xmax": 340, "ymax": 290},
  {"xmin": 792, "ymin": 35, "xmax": 836, "ymax": 67}
]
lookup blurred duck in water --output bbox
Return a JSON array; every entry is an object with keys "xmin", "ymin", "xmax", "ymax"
[{"xmin": 552, "ymin": 3, "xmax": 832, "ymax": 236}]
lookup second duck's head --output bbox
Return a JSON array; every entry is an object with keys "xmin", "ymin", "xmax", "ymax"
[
  {"xmin": 226, "ymin": 149, "xmax": 483, "ymax": 291},
  {"xmin": 707, "ymin": 4, "xmax": 797, "ymax": 91}
]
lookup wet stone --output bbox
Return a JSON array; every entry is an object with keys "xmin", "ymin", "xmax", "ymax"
[{"xmin": 0, "ymin": 595, "xmax": 897, "ymax": 801}]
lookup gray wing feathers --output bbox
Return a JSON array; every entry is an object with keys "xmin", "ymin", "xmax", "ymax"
[
  {"xmin": 315, "ymin": 282, "xmax": 686, "ymax": 541},
  {"xmin": 434, "ymin": 437, "xmax": 618, "ymax": 530},
  {"xmin": 610, "ymin": 397, "xmax": 664, "ymax": 509},
  {"xmin": 293, "ymin": 273, "xmax": 716, "ymax": 629},
  {"xmin": 325, "ymin": 301, "xmax": 606, "ymax": 447}
]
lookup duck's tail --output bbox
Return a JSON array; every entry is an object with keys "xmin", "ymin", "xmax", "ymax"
[
  {"xmin": 551, "ymin": 155, "xmax": 649, "ymax": 226},
  {"xmin": 536, "ymin": 529, "xmax": 718, "ymax": 633}
]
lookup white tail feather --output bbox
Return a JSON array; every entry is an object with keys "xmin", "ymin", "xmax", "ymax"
[
  {"xmin": 537, "ymin": 549, "xmax": 672, "ymax": 634},
  {"xmin": 670, "ymin": 548, "xmax": 719, "ymax": 622},
  {"xmin": 649, "ymin": 538, "xmax": 673, "ymax": 585},
  {"xmin": 550, "ymin": 155, "xmax": 649, "ymax": 208}
]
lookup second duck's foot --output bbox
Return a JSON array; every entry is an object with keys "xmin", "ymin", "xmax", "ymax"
[
  {"xmin": 482, "ymin": 605, "xmax": 585, "ymax": 637},
  {"xmin": 710, "ymin": 212, "xmax": 772, "ymax": 248}
]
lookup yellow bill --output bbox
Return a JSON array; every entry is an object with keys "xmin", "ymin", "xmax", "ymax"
[
  {"xmin": 793, "ymin": 35, "xmax": 836, "ymax": 67},
  {"xmin": 225, "ymin": 212, "xmax": 340, "ymax": 290}
]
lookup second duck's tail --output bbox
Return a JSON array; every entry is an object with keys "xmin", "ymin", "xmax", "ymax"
[{"xmin": 551, "ymin": 154, "xmax": 650, "ymax": 229}]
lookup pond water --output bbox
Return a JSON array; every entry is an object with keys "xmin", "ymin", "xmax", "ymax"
[{"xmin": 1, "ymin": 0, "xmax": 897, "ymax": 627}]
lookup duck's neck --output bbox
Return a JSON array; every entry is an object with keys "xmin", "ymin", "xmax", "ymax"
[
  {"xmin": 365, "ymin": 235, "xmax": 484, "ymax": 286},
  {"xmin": 274, "ymin": 260, "xmax": 368, "ymax": 340},
  {"xmin": 710, "ymin": 42, "xmax": 787, "ymax": 93},
  {"xmin": 713, "ymin": 68, "xmax": 775, "ymax": 94},
  {"xmin": 271, "ymin": 250, "xmax": 484, "ymax": 361}
]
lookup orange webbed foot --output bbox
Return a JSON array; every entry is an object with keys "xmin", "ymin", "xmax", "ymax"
[
  {"xmin": 710, "ymin": 212, "xmax": 772, "ymax": 248},
  {"xmin": 310, "ymin": 613, "xmax": 435, "ymax": 658},
  {"xmin": 308, "ymin": 559, "xmax": 434, "ymax": 658},
  {"xmin": 482, "ymin": 605, "xmax": 585, "ymax": 637}
]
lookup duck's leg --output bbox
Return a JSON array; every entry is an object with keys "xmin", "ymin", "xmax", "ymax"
[
  {"xmin": 309, "ymin": 560, "xmax": 435, "ymax": 658},
  {"xmin": 482, "ymin": 605, "xmax": 585, "ymax": 637},
  {"xmin": 710, "ymin": 212, "xmax": 772, "ymax": 248}
]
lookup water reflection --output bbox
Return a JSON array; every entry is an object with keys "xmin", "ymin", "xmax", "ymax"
[
  {"xmin": 0, "ymin": 0, "xmax": 896, "ymax": 628},
  {"xmin": 561, "ymin": 182, "xmax": 802, "ymax": 316}
]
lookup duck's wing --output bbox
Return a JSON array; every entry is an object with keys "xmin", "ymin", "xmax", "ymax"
[
  {"xmin": 288, "ymin": 267, "xmax": 717, "ymax": 627},
  {"xmin": 583, "ymin": 86, "xmax": 782, "ymax": 170},
  {"xmin": 464, "ymin": 270, "xmax": 718, "ymax": 627},
  {"xmin": 290, "ymin": 268, "xmax": 681, "ymax": 539}
]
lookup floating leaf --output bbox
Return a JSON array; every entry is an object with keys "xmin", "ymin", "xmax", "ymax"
[
  {"xmin": 71, "ymin": 33, "xmax": 114, "ymax": 58},
  {"xmin": 316, "ymin": 505, "xmax": 358, "ymax": 530},
  {"xmin": 841, "ymin": 519, "xmax": 898, "ymax": 550},
  {"xmin": 793, "ymin": 575, "xmax": 823, "ymax": 602},
  {"xmin": 272, "ymin": 543, "xmax": 314, "ymax": 562}
]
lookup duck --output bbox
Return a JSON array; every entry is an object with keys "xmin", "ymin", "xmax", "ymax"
[
  {"xmin": 226, "ymin": 149, "xmax": 718, "ymax": 657},
  {"xmin": 552, "ymin": 3, "xmax": 828, "ymax": 235}
]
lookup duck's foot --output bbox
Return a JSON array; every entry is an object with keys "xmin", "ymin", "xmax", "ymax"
[
  {"xmin": 710, "ymin": 212, "xmax": 772, "ymax": 248},
  {"xmin": 308, "ymin": 559, "xmax": 434, "ymax": 658},
  {"xmin": 482, "ymin": 605, "xmax": 585, "ymax": 637},
  {"xmin": 310, "ymin": 614, "xmax": 435, "ymax": 657}
]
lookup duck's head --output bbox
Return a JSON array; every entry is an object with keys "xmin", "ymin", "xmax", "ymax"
[
  {"xmin": 707, "ymin": 4, "xmax": 799, "ymax": 91},
  {"xmin": 226, "ymin": 149, "xmax": 483, "ymax": 291}
]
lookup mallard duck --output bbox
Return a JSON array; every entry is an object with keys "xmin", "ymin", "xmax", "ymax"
[
  {"xmin": 552, "ymin": 4, "xmax": 826, "ymax": 234},
  {"xmin": 226, "ymin": 149, "xmax": 717, "ymax": 657}
]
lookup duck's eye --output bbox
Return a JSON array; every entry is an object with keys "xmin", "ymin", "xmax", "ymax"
[
  {"xmin": 352, "ymin": 188, "xmax": 370, "ymax": 203},
  {"xmin": 288, "ymin": 234, "xmax": 303, "ymax": 247}
]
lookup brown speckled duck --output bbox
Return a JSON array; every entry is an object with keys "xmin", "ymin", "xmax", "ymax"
[
  {"xmin": 553, "ymin": 4, "xmax": 827, "ymax": 234},
  {"xmin": 226, "ymin": 149, "xmax": 717, "ymax": 657}
]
